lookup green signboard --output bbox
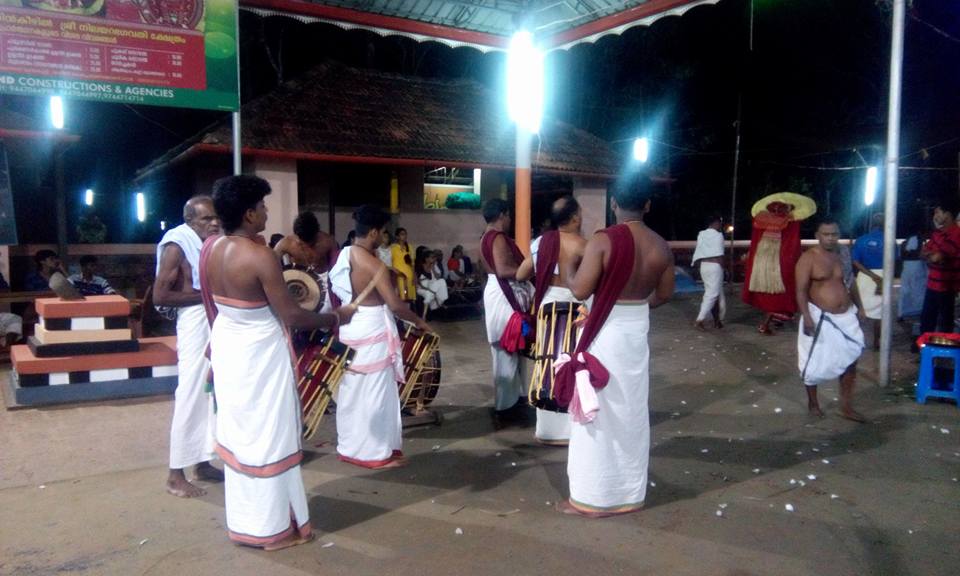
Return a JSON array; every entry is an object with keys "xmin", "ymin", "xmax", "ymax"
[{"xmin": 0, "ymin": 0, "xmax": 239, "ymax": 111}]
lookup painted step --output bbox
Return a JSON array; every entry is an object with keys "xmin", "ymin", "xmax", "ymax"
[
  {"xmin": 35, "ymin": 295, "xmax": 130, "ymax": 319},
  {"xmin": 11, "ymin": 336, "xmax": 177, "ymax": 375}
]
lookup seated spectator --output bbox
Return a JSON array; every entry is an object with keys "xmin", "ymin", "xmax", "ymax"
[
  {"xmin": 446, "ymin": 245, "xmax": 477, "ymax": 286},
  {"xmin": 23, "ymin": 249, "xmax": 62, "ymax": 291},
  {"xmin": 0, "ymin": 272, "xmax": 22, "ymax": 348},
  {"xmin": 68, "ymin": 255, "xmax": 117, "ymax": 296},
  {"xmin": 417, "ymin": 249, "xmax": 449, "ymax": 312}
]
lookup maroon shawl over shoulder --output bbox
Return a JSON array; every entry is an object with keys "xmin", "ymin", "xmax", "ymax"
[
  {"xmin": 553, "ymin": 224, "xmax": 636, "ymax": 408},
  {"xmin": 533, "ymin": 230, "xmax": 560, "ymax": 311},
  {"xmin": 481, "ymin": 229, "xmax": 526, "ymax": 313}
]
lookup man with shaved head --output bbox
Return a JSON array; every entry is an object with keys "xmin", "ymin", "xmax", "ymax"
[
  {"xmin": 154, "ymin": 195, "xmax": 222, "ymax": 498},
  {"xmin": 517, "ymin": 195, "xmax": 588, "ymax": 445}
]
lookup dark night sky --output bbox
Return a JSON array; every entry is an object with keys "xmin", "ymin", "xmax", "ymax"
[{"xmin": 1, "ymin": 0, "xmax": 958, "ymax": 243}]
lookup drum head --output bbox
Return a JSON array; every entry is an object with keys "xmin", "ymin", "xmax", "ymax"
[{"xmin": 283, "ymin": 267, "xmax": 324, "ymax": 311}]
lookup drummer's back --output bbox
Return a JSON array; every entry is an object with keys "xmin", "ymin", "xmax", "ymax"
[
  {"xmin": 615, "ymin": 222, "xmax": 672, "ymax": 302},
  {"xmin": 208, "ymin": 236, "xmax": 274, "ymax": 303},
  {"xmin": 348, "ymin": 246, "xmax": 387, "ymax": 307}
]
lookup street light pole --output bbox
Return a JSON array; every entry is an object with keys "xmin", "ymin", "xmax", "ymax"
[{"xmin": 879, "ymin": 0, "xmax": 906, "ymax": 387}]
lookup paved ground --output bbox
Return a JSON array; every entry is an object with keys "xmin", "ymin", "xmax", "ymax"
[{"xmin": 1, "ymin": 291, "xmax": 958, "ymax": 576}]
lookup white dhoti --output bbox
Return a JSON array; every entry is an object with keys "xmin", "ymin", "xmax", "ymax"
[
  {"xmin": 169, "ymin": 304, "xmax": 215, "ymax": 469},
  {"xmin": 484, "ymin": 274, "xmax": 532, "ymax": 411},
  {"xmin": 568, "ymin": 303, "xmax": 650, "ymax": 513},
  {"xmin": 695, "ymin": 261, "xmax": 726, "ymax": 322},
  {"xmin": 420, "ymin": 277, "xmax": 449, "ymax": 311},
  {"xmin": 855, "ymin": 270, "xmax": 883, "ymax": 320},
  {"xmin": 336, "ymin": 305, "xmax": 404, "ymax": 467},
  {"xmin": 211, "ymin": 300, "xmax": 310, "ymax": 546},
  {"xmin": 533, "ymin": 286, "xmax": 578, "ymax": 443},
  {"xmin": 798, "ymin": 303, "xmax": 864, "ymax": 386}
]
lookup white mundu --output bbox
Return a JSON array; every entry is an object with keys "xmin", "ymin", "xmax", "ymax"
[
  {"xmin": 211, "ymin": 296, "xmax": 310, "ymax": 546},
  {"xmin": 798, "ymin": 303, "xmax": 864, "ymax": 386},
  {"xmin": 567, "ymin": 303, "xmax": 650, "ymax": 513},
  {"xmin": 158, "ymin": 224, "xmax": 215, "ymax": 470},
  {"xmin": 330, "ymin": 247, "xmax": 405, "ymax": 467}
]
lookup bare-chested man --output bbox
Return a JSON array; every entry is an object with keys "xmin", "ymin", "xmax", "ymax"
[
  {"xmin": 203, "ymin": 175, "xmax": 350, "ymax": 550},
  {"xmin": 517, "ymin": 196, "xmax": 588, "ymax": 445},
  {"xmin": 480, "ymin": 198, "xmax": 535, "ymax": 424},
  {"xmin": 329, "ymin": 205, "xmax": 432, "ymax": 468},
  {"xmin": 154, "ymin": 195, "xmax": 222, "ymax": 498},
  {"xmin": 795, "ymin": 216, "xmax": 866, "ymax": 422},
  {"xmin": 273, "ymin": 211, "xmax": 338, "ymax": 273},
  {"xmin": 558, "ymin": 178, "xmax": 674, "ymax": 517}
]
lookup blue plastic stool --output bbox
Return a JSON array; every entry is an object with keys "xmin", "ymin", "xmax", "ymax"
[{"xmin": 916, "ymin": 344, "xmax": 960, "ymax": 405}]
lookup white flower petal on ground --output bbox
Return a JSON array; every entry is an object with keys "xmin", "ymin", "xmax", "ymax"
[{"xmin": 785, "ymin": 504, "xmax": 795, "ymax": 512}]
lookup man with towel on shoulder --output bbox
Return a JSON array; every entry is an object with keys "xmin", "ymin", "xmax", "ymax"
[
  {"xmin": 556, "ymin": 176, "xmax": 674, "ymax": 517},
  {"xmin": 516, "ymin": 195, "xmax": 587, "ymax": 445},
  {"xmin": 154, "ymin": 195, "xmax": 222, "ymax": 498},
  {"xmin": 852, "ymin": 213, "xmax": 888, "ymax": 350},
  {"xmin": 329, "ymin": 205, "xmax": 433, "ymax": 469},
  {"xmin": 796, "ymin": 216, "xmax": 866, "ymax": 422}
]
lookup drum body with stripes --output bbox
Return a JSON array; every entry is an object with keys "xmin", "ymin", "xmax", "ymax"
[
  {"xmin": 295, "ymin": 330, "xmax": 354, "ymax": 439},
  {"xmin": 397, "ymin": 321, "xmax": 442, "ymax": 411},
  {"xmin": 529, "ymin": 301, "xmax": 579, "ymax": 412}
]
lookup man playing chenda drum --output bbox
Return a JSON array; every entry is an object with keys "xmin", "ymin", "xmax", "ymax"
[
  {"xmin": 274, "ymin": 211, "xmax": 339, "ymax": 274},
  {"xmin": 201, "ymin": 175, "xmax": 351, "ymax": 550},
  {"xmin": 796, "ymin": 216, "xmax": 866, "ymax": 422},
  {"xmin": 329, "ymin": 205, "xmax": 433, "ymax": 469},
  {"xmin": 558, "ymin": 176, "xmax": 674, "ymax": 517},
  {"xmin": 517, "ymin": 195, "xmax": 587, "ymax": 445}
]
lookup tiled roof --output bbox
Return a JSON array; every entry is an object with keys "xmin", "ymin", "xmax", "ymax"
[{"xmin": 139, "ymin": 62, "xmax": 623, "ymax": 179}]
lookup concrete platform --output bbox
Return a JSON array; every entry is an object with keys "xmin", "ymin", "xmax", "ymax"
[{"xmin": 1, "ymin": 293, "xmax": 957, "ymax": 576}]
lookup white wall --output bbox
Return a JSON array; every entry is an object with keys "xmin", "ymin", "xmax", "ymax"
[
  {"xmin": 312, "ymin": 208, "xmax": 486, "ymax": 263},
  {"xmin": 252, "ymin": 157, "xmax": 299, "ymax": 241},
  {"xmin": 573, "ymin": 178, "xmax": 608, "ymax": 236}
]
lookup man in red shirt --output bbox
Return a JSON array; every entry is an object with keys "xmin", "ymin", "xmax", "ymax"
[{"xmin": 918, "ymin": 202, "xmax": 960, "ymax": 341}]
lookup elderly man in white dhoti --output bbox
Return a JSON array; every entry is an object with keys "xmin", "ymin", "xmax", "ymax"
[
  {"xmin": 796, "ymin": 216, "xmax": 866, "ymax": 422},
  {"xmin": 154, "ymin": 195, "xmax": 222, "ymax": 498},
  {"xmin": 330, "ymin": 205, "xmax": 432, "ymax": 469},
  {"xmin": 557, "ymin": 178, "xmax": 674, "ymax": 517},
  {"xmin": 201, "ymin": 176, "xmax": 350, "ymax": 550},
  {"xmin": 692, "ymin": 213, "xmax": 727, "ymax": 330}
]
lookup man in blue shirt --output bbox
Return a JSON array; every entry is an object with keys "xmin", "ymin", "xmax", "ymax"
[{"xmin": 852, "ymin": 214, "xmax": 888, "ymax": 350}]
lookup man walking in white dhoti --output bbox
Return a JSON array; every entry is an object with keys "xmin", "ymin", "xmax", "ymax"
[
  {"xmin": 154, "ymin": 196, "xmax": 222, "ymax": 498},
  {"xmin": 692, "ymin": 213, "xmax": 726, "ymax": 330},
  {"xmin": 796, "ymin": 216, "xmax": 866, "ymax": 422},
  {"xmin": 330, "ymin": 205, "xmax": 432, "ymax": 469},
  {"xmin": 202, "ymin": 175, "xmax": 349, "ymax": 550},
  {"xmin": 557, "ymin": 177, "xmax": 674, "ymax": 517}
]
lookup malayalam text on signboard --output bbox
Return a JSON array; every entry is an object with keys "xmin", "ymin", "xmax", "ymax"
[{"xmin": 0, "ymin": 0, "xmax": 238, "ymax": 111}]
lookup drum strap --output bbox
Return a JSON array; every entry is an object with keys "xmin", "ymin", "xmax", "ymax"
[{"xmin": 349, "ymin": 262, "xmax": 387, "ymax": 309}]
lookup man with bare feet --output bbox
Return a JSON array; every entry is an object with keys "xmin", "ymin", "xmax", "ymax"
[
  {"xmin": 517, "ymin": 196, "xmax": 587, "ymax": 445},
  {"xmin": 202, "ymin": 175, "xmax": 350, "ymax": 550},
  {"xmin": 557, "ymin": 177, "xmax": 674, "ymax": 517},
  {"xmin": 329, "ymin": 205, "xmax": 432, "ymax": 469},
  {"xmin": 154, "ymin": 196, "xmax": 222, "ymax": 498},
  {"xmin": 796, "ymin": 216, "xmax": 866, "ymax": 422}
]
